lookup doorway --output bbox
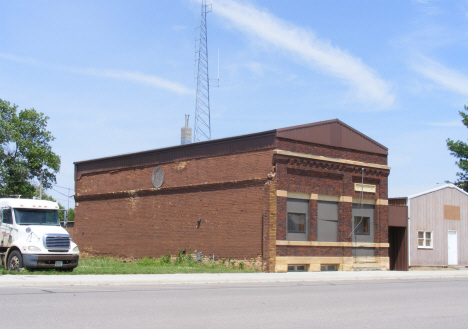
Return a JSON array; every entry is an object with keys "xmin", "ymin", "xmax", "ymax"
[
  {"xmin": 352, "ymin": 204, "xmax": 375, "ymax": 257},
  {"xmin": 388, "ymin": 227, "xmax": 408, "ymax": 271},
  {"xmin": 448, "ymin": 230, "xmax": 458, "ymax": 266}
]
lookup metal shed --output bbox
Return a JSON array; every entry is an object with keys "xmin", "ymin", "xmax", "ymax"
[{"xmin": 389, "ymin": 184, "xmax": 468, "ymax": 268}]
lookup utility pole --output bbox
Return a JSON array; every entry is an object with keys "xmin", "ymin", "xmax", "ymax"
[{"xmin": 39, "ymin": 169, "xmax": 43, "ymax": 200}]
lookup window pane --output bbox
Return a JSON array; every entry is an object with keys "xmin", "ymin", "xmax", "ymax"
[
  {"xmin": 2, "ymin": 209, "xmax": 12, "ymax": 224},
  {"xmin": 363, "ymin": 218, "xmax": 369, "ymax": 233},
  {"xmin": 13, "ymin": 209, "xmax": 59, "ymax": 226},
  {"xmin": 354, "ymin": 216, "xmax": 370, "ymax": 234},
  {"xmin": 288, "ymin": 213, "xmax": 306, "ymax": 233},
  {"xmin": 317, "ymin": 201, "xmax": 339, "ymax": 242},
  {"xmin": 418, "ymin": 231, "xmax": 433, "ymax": 248}
]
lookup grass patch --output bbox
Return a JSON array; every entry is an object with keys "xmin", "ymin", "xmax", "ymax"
[{"xmin": 1, "ymin": 251, "xmax": 258, "ymax": 275}]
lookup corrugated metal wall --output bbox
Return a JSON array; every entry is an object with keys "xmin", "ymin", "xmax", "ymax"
[{"xmin": 409, "ymin": 187, "xmax": 468, "ymax": 266}]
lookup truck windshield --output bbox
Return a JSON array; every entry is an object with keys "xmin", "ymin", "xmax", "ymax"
[{"xmin": 13, "ymin": 209, "xmax": 60, "ymax": 226}]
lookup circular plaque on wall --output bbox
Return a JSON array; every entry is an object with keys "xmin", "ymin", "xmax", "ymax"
[{"xmin": 151, "ymin": 166, "xmax": 164, "ymax": 188}]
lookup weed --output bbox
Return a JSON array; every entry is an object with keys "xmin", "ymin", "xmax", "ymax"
[
  {"xmin": 175, "ymin": 250, "xmax": 184, "ymax": 265},
  {"xmin": 137, "ymin": 257, "xmax": 157, "ymax": 266},
  {"xmin": 0, "ymin": 254, "xmax": 258, "ymax": 275},
  {"xmin": 161, "ymin": 252, "xmax": 171, "ymax": 264},
  {"xmin": 185, "ymin": 253, "xmax": 194, "ymax": 265}
]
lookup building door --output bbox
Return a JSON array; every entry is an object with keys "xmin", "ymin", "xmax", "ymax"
[
  {"xmin": 388, "ymin": 227, "xmax": 408, "ymax": 271},
  {"xmin": 352, "ymin": 204, "xmax": 375, "ymax": 257},
  {"xmin": 1, "ymin": 208, "xmax": 13, "ymax": 247},
  {"xmin": 448, "ymin": 230, "xmax": 458, "ymax": 266}
]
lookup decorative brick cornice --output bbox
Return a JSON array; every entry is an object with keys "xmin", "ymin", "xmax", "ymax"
[{"xmin": 273, "ymin": 149, "xmax": 391, "ymax": 172}]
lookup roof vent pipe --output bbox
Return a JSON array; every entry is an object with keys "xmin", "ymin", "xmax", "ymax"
[{"xmin": 181, "ymin": 114, "xmax": 192, "ymax": 145}]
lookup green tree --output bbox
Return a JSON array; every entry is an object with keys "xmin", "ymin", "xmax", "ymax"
[
  {"xmin": 0, "ymin": 99, "xmax": 60, "ymax": 198},
  {"xmin": 67, "ymin": 208, "xmax": 75, "ymax": 221},
  {"xmin": 447, "ymin": 105, "xmax": 468, "ymax": 192}
]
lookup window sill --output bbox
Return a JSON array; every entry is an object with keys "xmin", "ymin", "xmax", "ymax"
[{"xmin": 277, "ymin": 240, "xmax": 390, "ymax": 248}]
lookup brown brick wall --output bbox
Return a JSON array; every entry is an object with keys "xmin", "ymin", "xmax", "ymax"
[
  {"xmin": 262, "ymin": 178, "xmax": 277, "ymax": 272},
  {"xmin": 308, "ymin": 200, "xmax": 318, "ymax": 241},
  {"xmin": 74, "ymin": 150, "xmax": 275, "ymax": 260},
  {"xmin": 276, "ymin": 197, "xmax": 287, "ymax": 240},
  {"xmin": 274, "ymin": 145, "xmax": 389, "ymax": 258},
  {"xmin": 276, "ymin": 156, "xmax": 388, "ymax": 200},
  {"xmin": 374, "ymin": 205, "xmax": 388, "ymax": 244},
  {"xmin": 74, "ymin": 183, "xmax": 266, "ymax": 259},
  {"xmin": 338, "ymin": 202, "xmax": 353, "ymax": 242},
  {"xmin": 74, "ymin": 137, "xmax": 390, "ymax": 266},
  {"xmin": 76, "ymin": 150, "xmax": 274, "ymax": 196}
]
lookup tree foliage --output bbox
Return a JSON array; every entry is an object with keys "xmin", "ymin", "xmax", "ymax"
[
  {"xmin": 447, "ymin": 105, "xmax": 468, "ymax": 192},
  {"xmin": 67, "ymin": 208, "xmax": 75, "ymax": 221},
  {"xmin": 0, "ymin": 99, "xmax": 60, "ymax": 198}
]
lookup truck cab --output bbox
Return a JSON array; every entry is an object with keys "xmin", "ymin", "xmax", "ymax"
[{"xmin": 0, "ymin": 198, "xmax": 79, "ymax": 271}]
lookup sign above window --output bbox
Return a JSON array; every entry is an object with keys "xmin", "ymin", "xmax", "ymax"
[{"xmin": 354, "ymin": 183, "xmax": 376, "ymax": 193}]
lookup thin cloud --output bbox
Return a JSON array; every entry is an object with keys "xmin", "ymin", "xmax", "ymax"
[
  {"xmin": 0, "ymin": 53, "xmax": 39, "ymax": 65},
  {"xmin": 213, "ymin": 0, "xmax": 395, "ymax": 107},
  {"xmin": 411, "ymin": 55, "xmax": 468, "ymax": 97},
  {"xmin": 68, "ymin": 67, "xmax": 193, "ymax": 95},
  {"xmin": 173, "ymin": 25, "xmax": 187, "ymax": 31},
  {"xmin": 0, "ymin": 52, "xmax": 193, "ymax": 95}
]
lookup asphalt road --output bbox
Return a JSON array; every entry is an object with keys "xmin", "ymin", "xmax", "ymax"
[{"xmin": 1, "ymin": 278, "xmax": 467, "ymax": 329}]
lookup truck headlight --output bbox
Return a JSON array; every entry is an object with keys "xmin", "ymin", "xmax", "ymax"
[
  {"xmin": 28, "ymin": 246, "xmax": 41, "ymax": 252},
  {"xmin": 73, "ymin": 246, "xmax": 79, "ymax": 252}
]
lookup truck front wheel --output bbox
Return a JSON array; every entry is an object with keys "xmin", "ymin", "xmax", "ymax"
[{"xmin": 7, "ymin": 251, "xmax": 23, "ymax": 271}]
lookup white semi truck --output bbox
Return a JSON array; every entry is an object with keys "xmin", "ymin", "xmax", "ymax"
[{"xmin": 0, "ymin": 198, "xmax": 79, "ymax": 271}]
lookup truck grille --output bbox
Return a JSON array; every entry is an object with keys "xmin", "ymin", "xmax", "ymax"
[{"xmin": 43, "ymin": 234, "xmax": 70, "ymax": 251}]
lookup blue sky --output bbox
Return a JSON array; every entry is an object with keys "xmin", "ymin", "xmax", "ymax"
[{"xmin": 1, "ymin": 0, "xmax": 468, "ymax": 207}]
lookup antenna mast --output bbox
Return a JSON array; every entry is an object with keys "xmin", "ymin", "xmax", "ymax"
[{"xmin": 194, "ymin": 0, "xmax": 212, "ymax": 142}]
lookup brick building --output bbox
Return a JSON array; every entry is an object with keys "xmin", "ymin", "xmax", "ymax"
[{"xmin": 74, "ymin": 119, "xmax": 390, "ymax": 272}]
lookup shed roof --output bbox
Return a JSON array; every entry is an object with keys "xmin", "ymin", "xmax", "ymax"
[
  {"xmin": 74, "ymin": 119, "xmax": 387, "ymax": 180},
  {"xmin": 389, "ymin": 183, "xmax": 468, "ymax": 199}
]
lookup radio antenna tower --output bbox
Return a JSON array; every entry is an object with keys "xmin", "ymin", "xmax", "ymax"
[{"xmin": 194, "ymin": 0, "xmax": 212, "ymax": 142}]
